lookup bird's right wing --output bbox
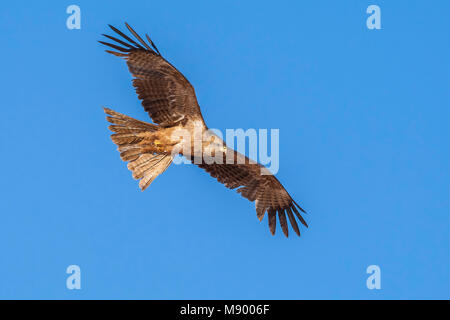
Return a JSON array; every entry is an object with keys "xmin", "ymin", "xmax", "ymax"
[
  {"xmin": 100, "ymin": 23, "xmax": 206, "ymax": 127},
  {"xmin": 196, "ymin": 150, "xmax": 308, "ymax": 237}
]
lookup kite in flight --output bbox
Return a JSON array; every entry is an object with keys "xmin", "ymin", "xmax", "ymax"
[{"xmin": 100, "ymin": 23, "xmax": 308, "ymax": 237}]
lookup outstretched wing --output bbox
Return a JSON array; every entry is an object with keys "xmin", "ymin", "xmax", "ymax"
[
  {"xmin": 196, "ymin": 150, "xmax": 308, "ymax": 237},
  {"xmin": 100, "ymin": 23, "xmax": 205, "ymax": 126}
]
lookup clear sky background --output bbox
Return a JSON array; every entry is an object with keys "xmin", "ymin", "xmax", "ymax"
[{"xmin": 0, "ymin": 1, "xmax": 448, "ymax": 299}]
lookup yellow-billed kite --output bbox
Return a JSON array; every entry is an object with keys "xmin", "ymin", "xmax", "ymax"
[{"xmin": 100, "ymin": 23, "xmax": 308, "ymax": 237}]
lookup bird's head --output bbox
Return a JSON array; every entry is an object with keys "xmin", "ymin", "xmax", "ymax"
[{"xmin": 204, "ymin": 131, "xmax": 228, "ymax": 154}]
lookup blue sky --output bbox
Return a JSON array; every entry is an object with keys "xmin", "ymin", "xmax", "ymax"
[{"xmin": 0, "ymin": 1, "xmax": 448, "ymax": 299}]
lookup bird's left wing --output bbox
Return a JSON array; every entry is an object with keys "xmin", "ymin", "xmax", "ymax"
[
  {"xmin": 100, "ymin": 23, "xmax": 206, "ymax": 127},
  {"xmin": 196, "ymin": 150, "xmax": 308, "ymax": 237}
]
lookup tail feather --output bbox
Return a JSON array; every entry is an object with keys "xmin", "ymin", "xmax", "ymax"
[
  {"xmin": 119, "ymin": 148, "xmax": 142, "ymax": 162},
  {"xmin": 104, "ymin": 107, "xmax": 173, "ymax": 190},
  {"xmin": 108, "ymin": 125, "xmax": 144, "ymax": 134},
  {"xmin": 111, "ymin": 133, "xmax": 144, "ymax": 145},
  {"xmin": 128, "ymin": 153, "xmax": 167, "ymax": 179},
  {"xmin": 138, "ymin": 155, "xmax": 172, "ymax": 190},
  {"xmin": 104, "ymin": 108, "xmax": 157, "ymax": 131}
]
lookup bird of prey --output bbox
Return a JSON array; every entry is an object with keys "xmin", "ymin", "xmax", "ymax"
[{"xmin": 100, "ymin": 23, "xmax": 308, "ymax": 237}]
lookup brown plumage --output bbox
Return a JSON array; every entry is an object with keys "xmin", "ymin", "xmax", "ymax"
[{"xmin": 100, "ymin": 23, "xmax": 308, "ymax": 237}]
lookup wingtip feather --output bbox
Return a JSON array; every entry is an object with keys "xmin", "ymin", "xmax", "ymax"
[{"xmin": 268, "ymin": 210, "xmax": 277, "ymax": 236}]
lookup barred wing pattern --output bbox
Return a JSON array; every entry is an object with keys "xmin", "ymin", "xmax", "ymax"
[
  {"xmin": 100, "ymin": 23, "xmax": 205, "ymax": 126},
  {"xmin": 196, "ymin": 150, "xmax": 308, "ymax": 237}
]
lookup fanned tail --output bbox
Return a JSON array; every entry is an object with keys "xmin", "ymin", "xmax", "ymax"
[{"xmin": 104, "ymin": 107, "xmax": 173, "ymax": 190}]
